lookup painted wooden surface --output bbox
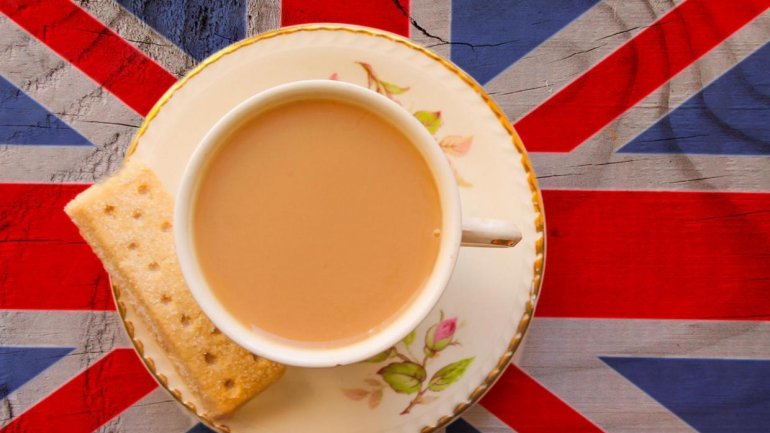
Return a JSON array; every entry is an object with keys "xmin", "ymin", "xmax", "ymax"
[{"xmin": 1, "ymin": 1, "xmax": 769, "ymax": 433}]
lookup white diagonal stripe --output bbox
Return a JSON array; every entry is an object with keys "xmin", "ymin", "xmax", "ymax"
[
  {"xmin": 0, "ymin": 15, "xmax": 141, "ymax": 182},
  {"xmin": 0, "ymin": 311, "xmax": 129, "ymax": 350},
  {"xmin": 485, "ymin": 0, "xmax": 685, "ymax": 122},
  {"xmin": 0, "ymin": 145, "xmax": 93, "ymax": 182},
  {"xmin": 528, "ymin": 11, "xmax": 770, "ymax": 192},
  {"xmin": 0, "ymin": 350, "xmax": 110, "ymax": 428},
  {"xmin": 518, "ymin": 317, "xmax": 770, "ymax": 433},
  {"xmin": 0, "ymin": 311, "xmax": 130, "ymax": 427},
  {"xmin": 96, "ymin": 388, "xmax": 197, "ymax": 433},
  {"xmin": 73, "ymin": 0, "xmax": 196, "ymax": 78}
]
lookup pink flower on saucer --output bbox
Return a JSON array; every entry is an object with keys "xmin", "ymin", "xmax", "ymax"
[{"xmin": 425, "ymin": 317, "xmax": 457, "ymax": 354}]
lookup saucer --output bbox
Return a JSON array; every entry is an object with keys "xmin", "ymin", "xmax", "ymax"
[{"xmin": 119, "ymin": 24, "xmax": 545, "ymax": 433}]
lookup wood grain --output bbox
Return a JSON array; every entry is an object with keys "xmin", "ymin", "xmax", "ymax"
[
  {"xmin": 75, "ymin": 0, "xmax": 196, "ymax": 77},
  {"xmin": 407, "ymin": 0, "xmax": 450, "ymax": 59},
  {"xmin": 0, "ymin": 15, "xmax": 141, "ymax": 182},
  {"xmin": 528, "ymin": 12, "xmax": 770, "ymax": 191},
  {"xmin": 248, "ymin": 0, "xmax": 280, "ymax": 35}
]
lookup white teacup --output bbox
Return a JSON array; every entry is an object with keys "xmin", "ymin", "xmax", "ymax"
[{"xmin": 175, "ymin": 80, "xmax": 521, "ymax": 367}]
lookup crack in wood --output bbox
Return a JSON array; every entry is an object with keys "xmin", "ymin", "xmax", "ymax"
[
  {"xmin": 570, "ymin": 158, "xmax": 644, "ymax": 167},
  {"xmin": 595, "ymin": 25, "xmax": 643, "ymax": 41},
  {"xmin": 122, "ymin": 37, "xmax": 171, "ymax": 47},
  {"xmin": 391, "ymin": 0, "xmax": 519, "ymax": 51},
  {"xmin": 664, "ymin": 175, "xmax": 728, "ymax": 184},
  {"xmin": 47, "ymin": 132, "xmax": 126, "ymax": 182},
  {"xmin": 1, "ymin": 397, "xmax": 14, "ymax": 423},
  {"xmin": 79, "ymin": 119, "xmax": 140, "ymax": 128},
  {"xmin": 489, "ymin": 84, "xmax": 551, "ymax": 96},
  {"xmin": 636, "ymin": 134, "xmax": 708, "ymax": 143},
  {"xmin": 552, "ymin": 44, "xmax": 607, "ymax": 62},
  {"xmin": 129, "ymin": 399, "xmax": 176, "ymax": 408},
  {"xmin": 537, "ymin": 173, "xmax": 581, "ymax": 179},
  {"xmin": 695, "ymin": 209, "xmax": 770, "ymax": 221}
]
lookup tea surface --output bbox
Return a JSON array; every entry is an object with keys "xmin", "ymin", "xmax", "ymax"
[{"xmin": 193, "ymin": 98, "xmax": 442, "ymax": 345}]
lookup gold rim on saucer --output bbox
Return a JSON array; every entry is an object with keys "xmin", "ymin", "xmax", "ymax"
[{"xmin": 118, "ymin": 23, "xmax": 545, "ymax": 433}]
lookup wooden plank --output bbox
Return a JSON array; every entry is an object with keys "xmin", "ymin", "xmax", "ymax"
[
  {"xmin": 514, "ymin": 0, "xmax": 770, "ymax": 153},
  {"xmin": 0, "ymin": 184, "xmax": 114, "ymax": 310},
  {"xmin": 527, "ymin": 11, "xmax": 770, "ymax": 191},
  {"xmin": 1, "ymin": 349, "xmax": 157, "ymax": 433},
  {"xmin": 247, "ymin": 0, "xmax": 281, "ymax": 36},
  {"xmin": 74, "ymin": 0, "xmax": 196, "ymax": 78},
  {"xmin": 0, "ymin": 0, "xmax": 177, "ymax": 116}
]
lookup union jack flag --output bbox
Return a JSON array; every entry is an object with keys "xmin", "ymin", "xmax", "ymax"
[{"xmin": 1, "ymin": 1, "xmax": 769, "ymax": 432}]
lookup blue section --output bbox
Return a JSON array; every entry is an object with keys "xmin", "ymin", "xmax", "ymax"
[
  {"xmin": 186, "ymin": 423, "xmax": 217, "ymax": 433},
  {"xmin": 0, "ymin": 347, "xmax": 74, "ymax": 399},
  {"xmin": 0, "ymin": 76, "xmax": 90, "ymax": 146},
  {"xmin": 116, "ymin": 0, "xmax": 246, "ymax": 61},
  {"xmin": 602, "ymin": 356, "xmax": 770, "ymax": 433},
  {"xmin": 450, "ymin": 0, "xmax": 601, "ymax": 84},
  {"xmin": 447, "ymin": 417, "xmax": 482, "ymax": 433},
  {"xmin": 620, "ymin": 42, "xmax": 770, "ymax": 155}
]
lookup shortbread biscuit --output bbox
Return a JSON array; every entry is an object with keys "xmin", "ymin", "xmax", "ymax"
[{"xmin": 65, "ymin": 159, "xmax": 284, "ymax": 419}]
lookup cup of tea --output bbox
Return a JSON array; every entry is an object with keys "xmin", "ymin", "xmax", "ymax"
[{"xmin": 174, "ymin": 80, "xmax": 521, "ymax": 367}]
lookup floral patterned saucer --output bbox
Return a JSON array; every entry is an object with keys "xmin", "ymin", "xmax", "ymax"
[{"xmin": 121, "ymin": 24, "xmax": 544, "ymax": 433}]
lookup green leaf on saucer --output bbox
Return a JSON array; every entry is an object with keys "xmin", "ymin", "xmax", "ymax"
[
  {"xmin": 364, "ymin": 347, "xmax": 395, "ymax": 363},
  {"xmin": 424, "ymin": 346, "xmax": 436, "ymax": 358},
  {"xmin": 381, "ymin": 80, "xmax": 409, "ymax": 95},
  {"xmin": 402, "ymin": 330, "xmax": 417, "ymax": 346},
  {"xmin": 427, "ymin": 357, "xmax": 474, "ymax": 392},
  {"xmin": 377, "ymin": 362, "xmax": 427, "ymax": 394},
  {"xmin": 414, "ymin": 111, "xmax": 442, "ymax": 135}
]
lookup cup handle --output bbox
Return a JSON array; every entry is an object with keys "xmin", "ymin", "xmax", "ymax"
[{"xmin": 461, "ymin": 217, "xmax": 522, "ymax": 248}]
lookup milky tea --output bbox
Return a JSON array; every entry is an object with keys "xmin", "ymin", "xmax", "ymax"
[{"xmin": 192, "ymin": 98, "xmax": 442, "ymax": 346}]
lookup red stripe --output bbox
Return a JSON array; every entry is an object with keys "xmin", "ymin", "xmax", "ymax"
[
  {"xmin": 0, "ymin": 184, "xmax": 88, "ymax": 242},
  {"xmin": 515, "ymin": 0, "xmax": 770, "ymax": 153},
  {"xmin": 0, "ymin": 184, "xmax": 114, "ymax": 310},
  {"xmin": 0, "ymin": 0, "xmax": 176, "ymax": 116},
  {"xmin": 281, "ymin": 0, "xmax": 410, "ymax": 37},
  {"xmin": 481, "ymin": 365, "xmax": 603, "ymax": 432},
  {"xmin": 0, "ymin": 349, "xmax": 157, "ymax": 433},
  {"xmin": 538, "ymin": 190, "xmax": 770, "ymax": 320}
]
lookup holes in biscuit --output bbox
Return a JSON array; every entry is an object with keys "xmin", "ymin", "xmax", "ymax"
[
  {"xmin": 104, "ymin": 205, "xmax": 115, "ymax": 215},
  {"xmin": 132, "ymin": 210, "xmax": 143, "ymax": 219},
  {"xmin": 180, "ymin": 314, "xmax": 191, "ymax": 326},
  {"xmin": 252, "ymin": 354, "xmax": 260, "ymax": 362},
  {"xmin": 137, "ymin": 184, "xmax": 149, "ymax": 194},
  {"xmin": 160, "ymin": 221, "xmax": 172, "ymax": 232},
  {"xmin": 223, "ymin": 379, "xmax": 235, "ymax": 390},
  {"xmin": 160, "ymin": 294, "xmax": 171, "ymax": 304},
  {"xmin": 148, "ymin": 261, "xmax": 159, "ymax": 271},
  {"xmin": 127, "ymin": 241, "xmax": 138, "ymax": 250},
  {"xmin": 204, "ymin": 352, "xmax": 217, "ymax": 364},
  {"xmin": 210, "ymin": 327, "xmax": 220, "ymax": 335}
]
